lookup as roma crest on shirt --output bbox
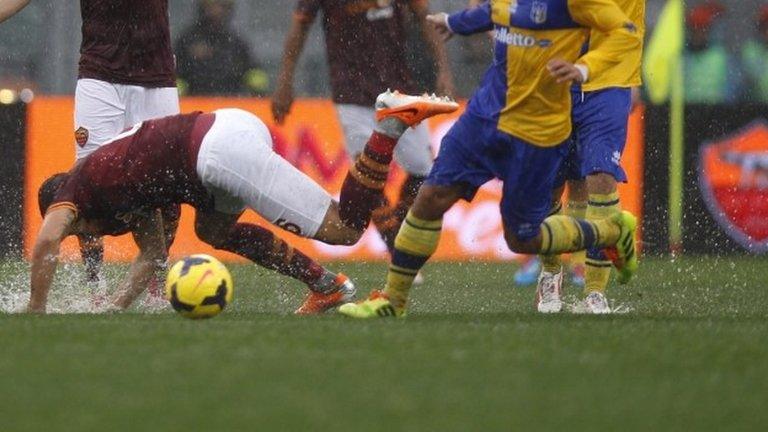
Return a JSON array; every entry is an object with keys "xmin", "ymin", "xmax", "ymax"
[
  {"xmin": 699, "ymin": 120, "xmax": 768, "ymax": 252},
  {"xmin": 75, "ymin": 127, "xmax": 89, "ymax": 147}
]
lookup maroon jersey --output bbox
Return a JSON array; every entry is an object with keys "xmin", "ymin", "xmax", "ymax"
[
  {"xmin": 78, "ymin": 0, "xmax": 176, "ymax": 87},
  {"xmin": 49, "ymin": 113, "xmax": 215, "ymax": 236},
  {"xmin": 295, "ymin": 0, "xmax": 418, "ymax": 106}
]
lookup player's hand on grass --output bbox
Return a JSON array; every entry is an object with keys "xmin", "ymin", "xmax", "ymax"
[
  {"xmin": 271, "ymin": 83, "xmax": 294, "ymax": 125},
  {"xmin": 426, "ymin": 13, "xmax": 453, "ymax": 41},
  {"xmin": 547, "ymin": 59, "xmax": 586, "ymax": 84}
]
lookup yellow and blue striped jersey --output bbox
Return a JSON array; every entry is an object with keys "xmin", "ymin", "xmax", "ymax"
[
  {"xmin": 582, "ymin": 0, "xmax": 645, "ymax": 91},
  {"xmin": 447, "ymin": 0, "xmax": 641, "ymax": 146}
]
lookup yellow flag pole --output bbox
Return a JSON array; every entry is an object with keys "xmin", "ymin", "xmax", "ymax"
[{"xmin": 668, "ymin": 1, "xmax": 685, "ymax": 255}]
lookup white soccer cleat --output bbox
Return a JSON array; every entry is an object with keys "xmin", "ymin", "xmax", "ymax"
[
  {"xmin": 583, "ymin": 291, "xmax": 611, "ymax": 314},
  {"xmin": 412, "ymin": 271, "xmax": 425, "ymax": 286},
  {"xmin": 374, "ymin": 89, "xmax": 459, "ymax": 126},
  {"xmin": 535, "ymin": 269, "xmax": 564, "ymax": 313}
]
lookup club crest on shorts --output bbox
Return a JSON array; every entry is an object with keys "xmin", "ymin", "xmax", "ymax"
[
  {"xmin": 75, "ymin": 127, "xmax": 89, "ymax": 147},
  {"xmin": 530, "ymin": 1, "xmax": 548, "ymax": 24},
  {"xmin": 698, "ymin": 120, "xmax": 768, "ymax": 252}
]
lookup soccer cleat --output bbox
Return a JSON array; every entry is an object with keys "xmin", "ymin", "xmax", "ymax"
[
  {"xmin": 375, "ymin": 89, "xmax": 459, "ymax": 127},
  {"xmin": 338, "ymin": 290, "xmax": 402, "ymax": 319},
  {"xmin": 295, "ymin": 273, "xmax": 356, "ymax": 315},
  {"xmin": 604, "ymin": 211, "xmax": 639, "ymax": 285},
  {"xmin": 412, "ymin": 271, "xmax": 425, "ymax": 286},
  {"xmin": 535, "ymin": 268, "xmax": 564, "ymax": 313},
  {"xmin": 583, "ymin": 291, "xmax": 611, "ymax": 314},
  {"xmin": 514, "ymin": 257, "xmax": 541, "ymax": 286}
]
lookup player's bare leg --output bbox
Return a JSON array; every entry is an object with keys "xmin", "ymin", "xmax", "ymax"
[{"xmin": 194, "ymin": 210, "xmax": 355, "ymax": 314}]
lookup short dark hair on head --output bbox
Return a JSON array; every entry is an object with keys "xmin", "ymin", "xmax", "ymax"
[{"xmin": 38, "ymin": 173, "xmax": 69, "ymax": 217}]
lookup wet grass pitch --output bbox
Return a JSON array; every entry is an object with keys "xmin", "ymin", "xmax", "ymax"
[{"xmin": 1, "ymin": 257, "xmax": 766, "ymax": 430}]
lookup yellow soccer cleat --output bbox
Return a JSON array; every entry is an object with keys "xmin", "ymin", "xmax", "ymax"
[
  {"xmin": 604, "ymin": 210, "xmax": 639, "ymax": 285},
  {"xmin": 338, "ymin": 290, "xmax": 403, "ymax": 319}
]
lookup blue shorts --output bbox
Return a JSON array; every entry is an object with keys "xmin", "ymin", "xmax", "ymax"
[
  {"xmin": 557, "ymin": 87, "xmax": 632, "ymax": 186},
  {"xmin": 426, "ymin": 112, "xmax": 568, "ymax": 241}
]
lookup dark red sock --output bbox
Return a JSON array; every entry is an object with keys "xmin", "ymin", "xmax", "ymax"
[
  {"xmin": 365, "ymin": 131, "xmax": 398, "ymax": 164},
  {"xmin": 339, "ymin": 133, "xmax": 397, "ymax": 232},
  {"xmin": 373, "ymin": 175, "xmax": 426, "ymax": 253},
  {"xmin": 218, "ymin": 223, "xmax": 326, "ymax": 287}
]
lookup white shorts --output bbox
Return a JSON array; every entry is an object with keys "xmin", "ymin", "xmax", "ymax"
[
  {"xmin": 196, "ymin": 109, "xmax": 333, "ymax": 238},
  {"xmin": 74, "ymin": 78, "xmax": 180, "ymax": 160},
  {"xmin": 335, "ymin": 103, "xmax": 433, "ymax": 177}
]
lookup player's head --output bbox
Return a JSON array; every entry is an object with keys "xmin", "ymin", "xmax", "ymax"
[{"xmin": 38, "ymin": 173, "xmax": 70, "ymax": 217}]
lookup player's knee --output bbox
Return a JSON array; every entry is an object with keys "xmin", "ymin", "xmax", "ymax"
[
  {"xmin": 411, "ymin": 185, "xmax": 460, "ymax": 220},
  {"xmin": 586, "ymin": 172, "xmax": 618, "ymax": 195},
  {"xmin": 503, "ymin": 230, "xmax": 538, "ymax": 255}
]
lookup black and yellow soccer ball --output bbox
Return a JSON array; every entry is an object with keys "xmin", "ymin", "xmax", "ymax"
[{"xmin": 165, "ymin": 254, "xmax": 234, "ymax": 319}]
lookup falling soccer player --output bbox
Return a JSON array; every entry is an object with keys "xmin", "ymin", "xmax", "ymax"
[
  {"xmin": 536, "ymin": 0, "xmax": 646, "ymax": 314},
  {"xmin": 28, "ymin": 92, "xmax": 458, "ymax": 314},
  {"xmin": 339, "ymin": 0, "xmax": 642, "ymax": 319}
]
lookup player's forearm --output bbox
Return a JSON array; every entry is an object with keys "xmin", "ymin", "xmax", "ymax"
[
  {"xmin": 0, "ymin": 0, "xmax": 30, "ymax": 24},
  {"xmin": 577, "ymin": 28, "xmax": 640, "ymax": 81},
  {"xmin": 29, "ymin": 238, "xmax": 60, "ymax": 313},
  {"xmin": 417, "ymin": 14, "xmax": 454, "ymax": 86},
  {"xmin": 275, "ymin": 19, "xmax": 311, "ymax": 88},
  {"xmin": 112, "ymin": 255, "xmax": 160, "ymax": 310},
  {"xmin": 446, "ymin": 3, "xmax": 493, "ymax": 35}
]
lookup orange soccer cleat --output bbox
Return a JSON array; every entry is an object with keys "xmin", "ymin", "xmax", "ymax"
[
  {"xmin": 294, "ymin": 273, "xmax": 357, "ymax": 315},
  {"xmin": 374, "ymin": 89, "xmax": 459, "ymax": 127}
]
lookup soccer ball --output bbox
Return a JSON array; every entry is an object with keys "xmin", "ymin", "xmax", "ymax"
[{"xmin": 165, "ymin": 254, "xmax": 233, "ymax": 319}]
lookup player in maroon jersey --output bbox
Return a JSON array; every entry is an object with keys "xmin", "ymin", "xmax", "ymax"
[
  {"xmin": 0, "ymin": 0, "xmax": 179, "ymax": 303},
  {"xmin": 28, "ymin": 92, "xmax": 458, "ymax": 314}
]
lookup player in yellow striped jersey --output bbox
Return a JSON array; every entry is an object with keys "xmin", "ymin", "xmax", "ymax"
[
  {"xmin": 537, "ymin": 0, "xmax": 645, "ymax": 314},
  {"xmin": 339, "ymin": 0, "xmax": 642, "ymax": 319}
]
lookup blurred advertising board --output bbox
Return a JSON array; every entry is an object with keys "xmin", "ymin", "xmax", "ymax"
[{"xmin": 24, "ymin": 97, "xmax": 643, "ymax": 262}]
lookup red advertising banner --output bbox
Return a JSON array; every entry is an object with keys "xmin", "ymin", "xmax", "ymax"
[{"xmin": 24, "ymin": 97, "xmax": 644, "ymax": 262}]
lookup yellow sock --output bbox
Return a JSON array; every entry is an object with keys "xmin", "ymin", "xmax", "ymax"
[
  {"xmin": 541, "ymin": 201, "xmax": 564, "ymax": 273},
  {"xmin": 567, "ymin": 200, "xmax": 588, "ymax": 267},
  {"xmin": 584, "ymin": 192, "xmax": 621, "ymax": 294},
  {"xmin": 540, "ymin": 214, "xmax": 621, "ymax": 254},
  {"xmin": 384, "ymin": 211, "xmax": 442, "ymax": 310}
]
